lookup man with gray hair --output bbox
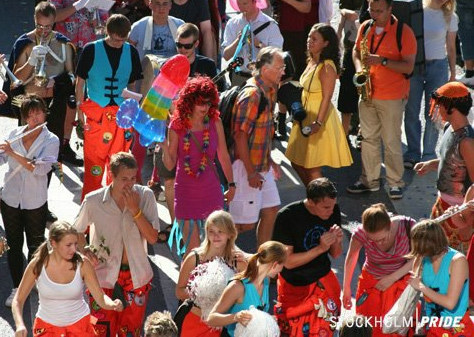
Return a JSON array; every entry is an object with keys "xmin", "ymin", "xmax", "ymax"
[{"xmin": 229, "ymin": 46, "xmax": 285, "ymax": 246}]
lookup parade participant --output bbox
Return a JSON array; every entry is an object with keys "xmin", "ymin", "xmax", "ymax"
[
  {"xmin": 11, "ymin": 1, "xmax": 74, "ymax": 163},
  {"xmin": 229, "ymin": 46, "xmax": 284, "ymax": 247},
  {"xmin": 129, "ymin": 0, "xmax": 184, "ymax": 189},
  {"xmin": 74, "ymin": 152, "xmax": 161, "ymax": 337},
  {"xmin": 176, "ymin": 210, "xmax": 247, "ymax": 336},
  {"xmin": 170, "ymin": 0, "xmax": 218, "ymax": 62},
  {"xmin": 455, "ymin": 0, "xmax": 474, "ymax": 86},
  {"xmin": 222, "ymin": 0, "xmax": 283, "ymax": 86},
  {"xmin": 11, "ymin": 221, "xmax": 123, "ymax": 337},
  {"xmin": 403, "ymin": 0, "xmax": 458, "ymax": 169},
  {"xmin": 161, "ymin": 76, "xmax": 235, "ymax": 257},
  {"xmin": 336, "ymin": 0, "xmax": 363, "ymax": 136},
  {"xmin": 1, "ymin": 94, "xmax": 59, "ymax": 307},
  {"xmin": 346, "ymin": 0, "xmax": 417, "ymax": 199},
  {"xmin": 76, "ymin": 14, "xmax": 143, "ymax": 200},
  {"xmin": 147, "ymin": 23, "xmax": 221, "ymax": 222},
  {"xmin": 343, "ymin": 203, "xmax": 416, "ymax": 337},
  {"xmin": 207, "ymin": 241, "xmax": 287, "ymax": 336},
  {"xmin": 272, "ymin": 177, "xmax": 343, "ymax": 336},
  {"xmin": 414, "ymin": 82, "xmax": 474, "ymax": 254},
  {"xmin": 448, "ymin": 184, "xmax": 474, "ymax": 309},
  {"xmin": 49, "ymin": 0, "xmax": 110, "ymax": 167},
  {"xmin": 129, "ymin": 0, "xmax": 185, "ymax": 61},
  {"xmin": 408, "ymin": 220, "xmax": 474, "ymax": 336},
  {"xmin": 285, "ymin": 24, "xmax": 352, "ymax": 186}
]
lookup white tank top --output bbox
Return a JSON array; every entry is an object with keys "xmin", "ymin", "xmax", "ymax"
[{"xmin": 36, "ymin": 262, "xmax": 90, "ymax": 326}]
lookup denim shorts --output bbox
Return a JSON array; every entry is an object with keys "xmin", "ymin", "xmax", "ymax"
[{"xmin": 457, "ymin": 6, "xmax": 474, "ymax": 60}]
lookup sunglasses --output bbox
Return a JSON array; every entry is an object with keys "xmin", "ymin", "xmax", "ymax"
[
  {"xmin": 196, "ymin": 99, "xmax": 212, "ymax": 107},
  {"xmin": 175, "ymin": 41, "xmax": 196, "ymax": 50}
]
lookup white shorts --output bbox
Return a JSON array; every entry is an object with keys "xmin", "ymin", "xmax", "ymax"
[{"xmin": 229, "ymin": 160, "xmax": 281, "ymax": 224}]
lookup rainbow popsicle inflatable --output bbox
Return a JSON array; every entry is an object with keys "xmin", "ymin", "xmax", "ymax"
[
  {"xmin": 116, "ymin": 54, "xmax": 190, "ymax": 146},
  {"xmin": 142, "ymin": 54, "xmax": 190, "ymax": 120}
]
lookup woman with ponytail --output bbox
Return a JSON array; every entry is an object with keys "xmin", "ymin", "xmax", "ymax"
[
  {"xmin": 207, "ymin": 241, "xmax": 287, "ymax": 336},
  {"xmin": 11, "ymin": 221, "xmax": 123, "ymax": 337}
]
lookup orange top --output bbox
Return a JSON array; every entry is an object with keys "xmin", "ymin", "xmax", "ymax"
[{"xmin": 355, "ymin": 16, "xmax": 417, "ymax": 100}]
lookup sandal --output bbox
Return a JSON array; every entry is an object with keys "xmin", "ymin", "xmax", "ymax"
[{"xmin": 157, "ymin": 224, "xmax": 173, "ymax": 244}]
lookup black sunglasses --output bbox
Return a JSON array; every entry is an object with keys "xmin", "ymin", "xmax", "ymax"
[{"xmin": 175, "ymin": 41, "xmax": 195, "ymax": 50}]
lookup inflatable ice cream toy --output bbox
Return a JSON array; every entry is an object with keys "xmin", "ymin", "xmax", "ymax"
[{"xmin": 116, "ymin": 54, "xmax": 190, "ymax": 146}]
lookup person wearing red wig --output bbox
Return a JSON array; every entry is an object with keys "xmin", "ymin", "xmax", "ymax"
[{"xmin": 161, "ymin": 76, "xmax": 235, "ymax": 258}]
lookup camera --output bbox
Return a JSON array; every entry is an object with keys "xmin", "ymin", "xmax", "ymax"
[
  {"xmin": 277, "ymin": 82, "xmax": 306, "ymax": 122},
  {"xmin": 290, "ymin": 101, "xmax": 306, "ymax": 122}
]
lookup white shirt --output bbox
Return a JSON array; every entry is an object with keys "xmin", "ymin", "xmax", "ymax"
[
  {"xmin": 0, "ymin": 125, "xmax": 59, "ymax": 210},
  {"xmin": 74, "ymin": 184, "xmax": 160, "ymax": 289},
  {"xmin": 222, "ymin": 10, "xmax": 283, "ymax": 72},
  {"xmin": 423, "ymin": 8, "xmax": 458, "ymax": 60}
]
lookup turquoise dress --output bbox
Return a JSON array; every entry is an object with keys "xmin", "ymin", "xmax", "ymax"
[
  {"xmin": 226, "ymin": 278, "xmax": 270, "ymax": 336},
  {"xmin": 421, "ymin": 247, "xmax": 469, "ymax": 325}
]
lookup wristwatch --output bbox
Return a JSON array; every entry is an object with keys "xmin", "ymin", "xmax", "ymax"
[{"xmin": 381, "ymin": 57, "xmax": 388, "ymax": 66}]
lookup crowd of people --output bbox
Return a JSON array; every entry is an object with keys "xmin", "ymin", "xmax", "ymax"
[{"xmin": 1, "ymin": 0, "xmax": 474, "ymax": 336}]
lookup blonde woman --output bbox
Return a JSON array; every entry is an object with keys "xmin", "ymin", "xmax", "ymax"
[
  {"xmin": 404, "ymin": 0, "xmax": 458, "ymax": 168},
  {"xmin": 176, "ymin": 210, "xmax": 247, "ymax": 336},
  {"xmin": 207, "ymin": 241, "xmax": 287, "ymax": 336}
]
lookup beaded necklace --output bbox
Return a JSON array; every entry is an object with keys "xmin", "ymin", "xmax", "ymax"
[{"xmin": 183, "ymin": 116, "xmax": 210, "ymax": 178}]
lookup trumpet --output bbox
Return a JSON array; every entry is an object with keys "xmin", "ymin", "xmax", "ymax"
[
  {"xmin": 0, "ymin": 58, "xmax": 23, "ymax": 88},
  {"xmin": 34, "ymin": 36, "xmax": 48, "ymax": 87},
  {"xmin": 92, "ymin": 7, "xmax": 105, "ymax": 36}
]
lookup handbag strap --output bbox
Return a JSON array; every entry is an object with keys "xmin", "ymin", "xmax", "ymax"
[{"xmin": 299, "ymin": 64, "xmax": 318, "ymax": 137}]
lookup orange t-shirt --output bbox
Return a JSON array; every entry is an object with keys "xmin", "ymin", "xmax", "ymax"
[{"xmin": 355, "ymin": 16, "xmax": 417, "ymax": 100}]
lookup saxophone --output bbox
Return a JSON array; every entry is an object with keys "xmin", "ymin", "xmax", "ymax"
[{"xmin": 353, "ymin": 21, "xmax": 373, "ymax": 102}]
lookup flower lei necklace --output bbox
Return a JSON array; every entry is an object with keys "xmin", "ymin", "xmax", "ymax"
[{"xmin": 183, "ymin": 116, "xmax": 210, "ymax": 178}]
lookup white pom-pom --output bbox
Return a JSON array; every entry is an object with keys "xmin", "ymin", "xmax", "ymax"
[
  {"xmin": 234, "ymin": 306, "xmax": 280, "ymax": 337},
  {"xmin": 187, "ymin": 258, "xmax": 236, "ymax": 320}
]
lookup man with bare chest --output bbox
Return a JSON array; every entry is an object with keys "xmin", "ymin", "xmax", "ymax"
[
  {"xmin": 74, "ymin": 152, "xmax": 160, "ymax": 337},
  {"xmin": 11, "ymin": 1, "xmax": 74, "ymax": 161}
]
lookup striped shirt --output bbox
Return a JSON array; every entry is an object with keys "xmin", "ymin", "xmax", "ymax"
[{"xmin": 354, "ymin": 216, "xmax": 415, "ymax": 277}]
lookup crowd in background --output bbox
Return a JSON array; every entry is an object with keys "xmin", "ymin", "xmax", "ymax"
[{"xmin": 1, "ymin": 0, "xmax": 474, "ymax": 336}]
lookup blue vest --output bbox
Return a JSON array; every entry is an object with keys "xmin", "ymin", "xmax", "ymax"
[
  {"xmin": 87, "ymin": 40, "xmax": 131, "ymax": 107},
  {"xmin": 422, "ymin": 247, "xmax": 469, "ymax": 322},
  {"xmin": 226, "ymin": 278, "xmax": 269, "ymax": 336}
]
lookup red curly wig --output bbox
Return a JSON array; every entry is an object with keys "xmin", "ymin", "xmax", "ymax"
[{"xmin": 170, "ymin": 76, "xmax": 220, "ymax": 133}]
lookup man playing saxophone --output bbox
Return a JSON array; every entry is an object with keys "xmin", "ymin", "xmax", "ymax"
[
  {"xmin": 347, "ymin": 0, "xmax": 417, "ymax": 200},
  {"xmin": 10, "ymin": 1, "xmax": 74, "ymax": 163}
]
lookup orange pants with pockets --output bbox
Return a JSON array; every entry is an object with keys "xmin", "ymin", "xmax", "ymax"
[{"xmin": 81, "ymin": 99, "xmax": 132, "ymax": 200}]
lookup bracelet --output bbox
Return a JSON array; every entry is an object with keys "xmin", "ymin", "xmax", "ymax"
[
  {"xmin": 315, "ymin": 120, "xmax": 323, "ymax": 127},
  {"xmin": 133, "ymin": 209, "xmax": 142, "ymax": 219},
  {"xmin": 228, "ymin": 182, "xmax": 236, "ymax": 188},
  {"xmin": 247, "ymin": 171, "xmax": 259, "ymax": 180}
]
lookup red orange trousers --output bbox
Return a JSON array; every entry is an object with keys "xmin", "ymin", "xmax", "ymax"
[{"xmin": 81, "ymin": 99, "xmax": 132, "ymax": 200}]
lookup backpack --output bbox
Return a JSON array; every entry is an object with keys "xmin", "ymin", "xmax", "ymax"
[
  {"xmin": 218, "ymin": 83, "xmax": 268, "ymax": 150},
  {"xmin": 362, "ymin": 0, "xmax": 425, "ymax": 77}
]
